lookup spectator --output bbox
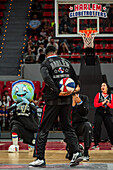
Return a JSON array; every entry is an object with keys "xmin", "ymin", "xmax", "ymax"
[
  {"xmin": 3, "ymin": 90, "xmax": 11, "ymax": 106},
  {"xmin": 23, "ymin": 48, "xmax": 36, "ymax": 64},
  {"xmin": 92, "ymin": 82, "xmax": 113, "ymax": 150},
  {"xmin": 41, "ymin": 18, "xmax": 50, "ymax": 28},
  {"xmin": 60, "ymin": 14, "xmax": 71, "ymax": 31},
  {"xmin": 65, "ymin": 82, "xmax": 92, "ymax": 161},
  {"xmin": 27, "ymin": 14, "xmax": 41, "ymax": 37},
  {"xmin": 26, "ymin": 39, "xmax": 36, "ymax": 54},
  {"xmin": 0, "ymin": 95, "xmax": 9, "ymax": 130},
  {"xmin": 61, "ymin": 24, "xmax": 70, "ymax": 34},
  {"xmin": 40, "ymin": 28, "xmax": 47, "ymax": 38},
  {"xmin": 37, "ymin": 43, "xmax": 45, "ymax": 57},
  {"xmin": 36, "ymin": 49, "xmax": 45, "ymax": 64},
  {"xmin": 44, "ymin": 35, "xmax": 48, "ymax": 47},
  {"xmin": 38, "ymin": 36, "xmax": 44, "ymax": 45},
  {"xmin": 59, "ymin": 39, "xmax": 71, "ymax": 54},
  {"xmin": 47, "ymin": 38, "xmax": 59, "ymax": 51},
  {"xmin": 30, "ymin": 0, "xmax": 42, "ymax": 19}
]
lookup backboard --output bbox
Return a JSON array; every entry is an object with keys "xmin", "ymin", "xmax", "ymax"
[{"xmin": 55, "ymin": 0, "xmax": 113, "ymax": 38}]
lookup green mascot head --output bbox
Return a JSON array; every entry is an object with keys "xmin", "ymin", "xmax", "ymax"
[{"xmin": 12, "ymin": 80, "xmax": 35, "ymax": 102}]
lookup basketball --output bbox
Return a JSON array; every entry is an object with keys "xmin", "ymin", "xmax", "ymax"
[{"xmin": 59, "ymin": 78, "xmax": 75, "ymax": 92}]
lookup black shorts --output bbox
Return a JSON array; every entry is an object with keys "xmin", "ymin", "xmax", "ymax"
[{"xmin": 11, "ymin": 124, "xmax": 35, "ymax": 145}]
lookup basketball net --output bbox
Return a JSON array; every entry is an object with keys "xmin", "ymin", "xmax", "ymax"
[{"xmin": 79, "ymin": 30, "xmax": 97, "ymax": 49}]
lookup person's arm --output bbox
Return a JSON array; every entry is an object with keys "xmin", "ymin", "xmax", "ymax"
[
  {"xmin": 7, "ymin": 103, "xmax": 16, "ymax": 113},
  {"xmin": 77, "ymin": 95, "xmax": 89, "ymax": 116},
  {"xmin": 107, "ymin": 94, "xmax": 113, "ymax": 108},
  {"xmin": 29, "ymin": 102, "xmax": 37, "ymax": 112},
  {"xmin": 40, "ymin": 63, "xmax": 60, "ymax": 96},
  {"xmin": 94, "ymin": 93, "xmax": 103, "ymax": 107}
]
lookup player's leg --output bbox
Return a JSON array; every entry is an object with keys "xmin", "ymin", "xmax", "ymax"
[
  {"xmin": 29, "ymin": 105, "xmax": 59, "ymax": 167},
  {"xmin": 78, "ymin": 122, "xmax": 92, "ymax": 161},
  {"xmin": 92, "ymin": 113, "xmax": 103, "ymax": 149},
  {"xmin": 8, "ymin": 124, "xmax": 20, "ymax": 152},
  {"xmin": 59, "ymin": 105, "xmax": 83, "ymax": 166}
]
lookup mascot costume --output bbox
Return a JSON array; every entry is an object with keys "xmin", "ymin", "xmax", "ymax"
[{"xmin": 8, "ymin": 80, "xmax": 38, "ymax": 152}]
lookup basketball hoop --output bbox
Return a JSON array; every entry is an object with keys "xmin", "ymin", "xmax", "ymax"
[{"xmin": 79, "ymin": 30, "xmax": 98, "ymax": 49}]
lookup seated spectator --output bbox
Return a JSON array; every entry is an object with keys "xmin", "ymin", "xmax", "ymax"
[
  {"xmin": 47, "ymin": 37, "xmax": 59, "ymax": 52},
  {"xmin": 59, "ymin": 39, "xmax": 71, "ymax": 54},
  {"xmin": 38, "ymin": 35, "xmax": 44, "ymax": 45},
  {"xmin": 41, "ymin": 18, "xmax": 50, "ymax": 28},
  {"xmin": 30, "ymin": 0, "xmax": 42, "ymax": 19},
  {"xmin": 36, "ymin": 43, "xmax": 45, "ymax": 60},
  {"xmin": 27, "ymin": 14, "xmax": 41, "ymax": 37},
  {"xmin": 60, "ymin": 14, "xmax": 71, "ymax": 32},
  {"xmin": 48, "ymin": 32, "xmax": 59, "ymax": 44},
  {"xmin": 44, "ymin": 35, "xmax": 48, "ymax": 47},
  {"xmin": 0, "ymin": 95, "xmax": 9, "ymax": 130},
  {"xmin": 23, "ymin": 48, "xmax": 36, "ymax": 64},
  {"xmin": 40, "ymin": 28, "xmax": 47, "ymax": 38},
  {"xmin": 36, "ymin": 49, "xmax": 45, "ymax": 64},
  {"xmin": 3, "ymin": 90, "xmax": 11, "ymax": 106},
  {"xmin": 61, "ymin": 24, "xmax": 70, "ymax": 34},
  {"xmin": 26, "ymin": 39, "xmax": 36, "ymax": 54}
]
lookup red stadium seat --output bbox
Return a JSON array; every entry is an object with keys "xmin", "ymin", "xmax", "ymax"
[
  {"xmin": 0, "ymin": 20, "xmax": 2, "ymax": 25},
  {"xmin": 99, "ymin": 27, "xmax": 104, "ymax": 33},
  {"xmin": 95, "ymin": 52, "xmax": 103, "ymax": 58},
  {"xmin": 43, "ymin": 12, "xmax": 51, "ymax": 17},
  {"xmin": 44, "ymin": 4, "xmax": 53, "ymax": 9},
  {"xmin": 6, "ymin": 81, "xmax": 15, "ymax": 88},
  {"xmin": 105, "ymin": 27, "xmax": 113, "ymax": 32},
  {"xmin": 73, "ymin": 27, "xmax": 77, "ymax": 33},
  {"xmin": 105, "ymin": 44, "xmax": 113, "ymax": 49},
  {"xmin": 0, "ymin": 0, "xmax": 8, "ymax": 2},
  {"xmin": 71, "ymin": 53, "xmax": 80, "ymax": 59},
  {"xmin": 95, "ymin": 44, "xmax": 103, "ymax": 49},
  {"xmin": 0, "ymin": 81, "xmax": 4, "ymax": 90},
  {"xmin": 53, "ymin": 12, "xmax": 61, "ymax": 17},
  {"xmin": 45, "ymin": 0, "xmax": 53, "ymax": 1},
  {"xmin": 0, "ymin": 4, "xmax": 6, "ymax": 10},
  {"xmin": 40, "ymin": 81, "xmax": 45, "ymax": 96},
  {"xmin": 32, "ymin": 81, "xmax": 41, "ymax": 99},
  {"xmin": 60, "ymin": 53, "xmax": 70, "ymax": 58},
  {"xmin": 0, "ymin": 12, "xmax": 4, "ymax": 17}
]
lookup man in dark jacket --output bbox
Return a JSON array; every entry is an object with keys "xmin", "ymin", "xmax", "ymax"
[
  {"xmin": 29, "ymin": 45, "xmax": 83, "ymax": 167},
  {"xmin": 66, "ymin": 81, "xmax": 92, "ymax": 161}
]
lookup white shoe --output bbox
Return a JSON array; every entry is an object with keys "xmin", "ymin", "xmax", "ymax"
[
  {"xmin": 29, "ymin": 159, "xmax": 46, "ymax": 167},
  {"xmin": 8, "ymin": 145, "xmax": 19, "ymax": 152},
  {"xmin": 83, "ymin": 155, "xmax": 89, "ymax": 161},
  {"xmin": 70, "ymin": 152, "xmax": 83, "ymax": 166},
  {"xmin": 111, "ymin": 145, "xmax": 113, "ymax": 150}
]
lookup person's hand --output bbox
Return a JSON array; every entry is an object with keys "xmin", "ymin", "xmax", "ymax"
[
  {"xmin": 73, "ymin": 94, "xmax": 81, "ymax": 103},
  {"xmin": 59, "ymin": 91, "xmax": 72, "ymax": 96},
  {"xmin": 21, "ymin": 97, "xmax": 30, "ymax": 104},
  {"xmin": 106, "ymin": 99, "xmax": 110, "ymax": 105},
  {"xmin": 102, "ymin": 99, "xmax": 108, "ymax": 105}
]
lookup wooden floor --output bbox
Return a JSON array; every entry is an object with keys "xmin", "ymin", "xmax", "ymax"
[{"xmin": 0, "ymin": 150, "xmax": 113, "ymax": 165}]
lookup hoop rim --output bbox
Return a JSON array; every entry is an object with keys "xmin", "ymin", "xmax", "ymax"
[{"xmin": 79, "ymin": 29, "xmax": 98, "ymax": 34}]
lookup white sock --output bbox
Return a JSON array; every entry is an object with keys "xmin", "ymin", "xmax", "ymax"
[{"xmin": 12, "ymin": 132, "xmax": 18, "ymax": 146}]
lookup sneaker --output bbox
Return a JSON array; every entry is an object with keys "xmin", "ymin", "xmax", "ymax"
[
  {"xmin": 91, "ymin": 145, "xmax": 99, "ymax": 150},
  {"xmin": 68, "ymin": 51, "xmax": 71, "ymax": 54},
  {"xmin": 83, "ymin": 155, "xmax": 89, "ymax": 162},
  {"xmin": 111, "ymin": 145, "xmax": 113, "ymax": 150},
  {"xmin": 29, "ymin": 159, "xmax": 46, "ymax": 167},
  {"xmin": 8, "ymin": 145, "xmax": 19, "ymax": 153},
  {"xmin": 70, "ymin": 152, "xmax": 83, "ymax": 167}
]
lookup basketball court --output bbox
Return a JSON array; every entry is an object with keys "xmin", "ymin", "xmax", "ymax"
[
  {"xmin": 0, "ymin": 140, "xmax": 113, "ymax": 169},
  {"xmin": 1, "ymin": 0, "xmax": 113, "ymax": 169}
]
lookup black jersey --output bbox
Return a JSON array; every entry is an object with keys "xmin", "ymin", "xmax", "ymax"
[
  {"xmin": 8, "ymin": 102, "xmax": 38, "ymax": 132},
  {"xmin": 40, "ymin": 55, "xmax": 78, "ymax": 105}
]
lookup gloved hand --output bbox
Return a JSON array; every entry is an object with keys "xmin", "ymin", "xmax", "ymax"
[{"xmin": 21, "ymin": 97, "xmax": 30, "ymax": 104}]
